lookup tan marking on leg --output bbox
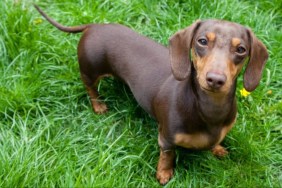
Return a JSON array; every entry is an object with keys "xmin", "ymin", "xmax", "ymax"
[
  {"xmin": 86, "ymin": 86, "xmax": 108, "ymax": 114},
  {"xmin": 212, "ymin": 144, "xmax": 228, "ymax": 157},
  {"xmin": 156, "ymin": 150, "xmax": 175, "ymax": 185},
  {"xmin": 158, "ymin": 133, "xmax": 166, "ymax": 150},
  {"xmin": 212, "ymin": 116, "xmax": 237, "ymax": 157},
  {"xmin": 87, "ymin": 74, "xmax": 113, "ymax": 114},
  {"xmin": 217, "ymin": 116, "xmax": 237, "ymax": 145},
  {"xmin": 94, "ymin": 74, "xmax": 113, "ymax": 87}
]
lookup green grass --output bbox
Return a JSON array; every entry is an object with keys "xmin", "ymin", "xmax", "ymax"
[{"xmin": 0, "ymin": 0, "xmax": 281, "ymax": 187}]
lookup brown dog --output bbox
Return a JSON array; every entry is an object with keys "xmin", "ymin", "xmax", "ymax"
[{"xmin": 35, "ymin": 5, "xmax": 268, "ymax": 185}]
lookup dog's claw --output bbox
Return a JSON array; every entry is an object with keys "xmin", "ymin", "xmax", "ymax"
[
  {"xmin": 156, "ymin": 169, "xmax": 173, "ymax": 185},
  {"xmin": 212, "ymin": 145, "xmax": 228, "ymax": 157},
  {"xmin": 93, "ymin": 102, "xmax": 108, "ymax": 114}
]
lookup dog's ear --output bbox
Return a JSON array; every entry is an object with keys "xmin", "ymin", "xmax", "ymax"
[
  {"xmin": 169, "ymin": 21, "xmax": 201, "ymax": 81},
  {"xmin": 243, "ymin": 29, "xmax": 268, "ymax": 92}
]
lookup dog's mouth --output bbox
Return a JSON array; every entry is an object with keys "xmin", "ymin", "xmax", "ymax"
[
  {"xmin": 201, "ymin": 86, "xmax": 216, "ymax": 93},
  {"xmin": 201, "ymin": 86, "xmax": 231, "ymax": 97},
  {"xmin": 201, "ymin": 86, "xmax": 220, "ymax": 93}
]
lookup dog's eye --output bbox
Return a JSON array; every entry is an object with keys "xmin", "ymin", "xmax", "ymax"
[
  {"xmin": 198, "ymin": 38, "xmax": 208, "ymax": 46},
  {"xmin": 236, "ymin": 46, "xmax": 246, "ymax": 54}
]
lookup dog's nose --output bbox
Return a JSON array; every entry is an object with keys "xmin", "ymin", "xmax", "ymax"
[{"xmin": 206, "ymin": 72, "xmax": 226, "ymax": 89}]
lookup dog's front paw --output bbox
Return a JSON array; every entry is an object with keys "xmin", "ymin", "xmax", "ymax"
[
  {"xmin": 156, "ymin": 169, "xmax": 173, "ymax": 185},
  {"xmin": 92, "ymin": 101, "xmax": 108, "ymax": 114},
  {"xmin": 212, "ymin": 145, "xmax": 228, "ymax": 157}
]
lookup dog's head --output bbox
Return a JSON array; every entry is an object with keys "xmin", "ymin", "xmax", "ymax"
[{"xmin": 169, "ymin": 20, "xmax": 268, "ymax": 93}]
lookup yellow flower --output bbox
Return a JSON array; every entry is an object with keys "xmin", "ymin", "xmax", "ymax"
[
  {"xmin": 33, "ymin": 18, "xmax": 43, "ymax": 25},
  {"xmin": 267, "ymin": 90, "xmax": 272, "ymax": 95},
  {"xmin": 240, "ymin": 88, "xmax": 251, "ymax": 97}
]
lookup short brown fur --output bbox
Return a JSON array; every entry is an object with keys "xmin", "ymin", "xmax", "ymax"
[{"xmin": 35, "ymin": 5, "xmax": 268, "ymax": 185}]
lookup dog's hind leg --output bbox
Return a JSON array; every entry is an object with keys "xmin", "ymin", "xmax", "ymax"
[{"xmin": 81, "ymin": 73, "xmax": 110, "ymax": 114}]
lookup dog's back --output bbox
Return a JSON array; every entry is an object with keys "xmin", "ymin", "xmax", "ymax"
[{"xmin": 78, "ymin": 24, "xmax": 171, "ymax": 115}]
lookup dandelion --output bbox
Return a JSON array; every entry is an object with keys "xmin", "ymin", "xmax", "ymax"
[
  {"xmin": 240, "ymin": 88, "xmax": 250, "ymax": 97},
  {"xmin": 33, "ymin": 18, "xmax": 43, "ymax": 25}
]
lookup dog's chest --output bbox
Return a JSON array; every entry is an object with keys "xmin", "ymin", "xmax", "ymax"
[{"xmin": 173, "ymin": 124, "xmax": 233, "ymax": 149}]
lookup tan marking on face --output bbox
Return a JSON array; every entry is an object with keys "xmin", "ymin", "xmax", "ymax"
[
  {"xmin": 192, "ymin": 49, "xmax": 229, "ymax": 98},
  {"xmin": 174, "ymin": 133, "xmax": 210, "ymax": 149},
  {"xmin": 232, "ymin": 38, "xmax": 241, "ymax": 47},
  {"xmin": 227, "ymin": 59, "xmax": 245, "ymax": 83},
  {"xmin": 206, "ymin": 32, "xmax": 216, "ymax": 42},
  {"xmin": 220, "ymin": 59, "xmax": 238, "ymax": 92},
  {"xmin": 191, "ymin": 48, "xmax": 213, "ymax": 88},
  {"xmin": 210, "ymin": 58, "xmax": 245, "ymax": 98},
  {"xmin": 192, "ymin": 40, "xmax": 246, "ymax": 103}
]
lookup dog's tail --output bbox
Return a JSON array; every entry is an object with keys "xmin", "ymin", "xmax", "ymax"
[{"xmin": 34, "ymin": 4, "xmax": 88, "ymax": 33}]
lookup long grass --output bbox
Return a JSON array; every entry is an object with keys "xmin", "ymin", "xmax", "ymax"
[{"xmin": 0, "ymin": 0, "xmax": 281, "ymax": 187}]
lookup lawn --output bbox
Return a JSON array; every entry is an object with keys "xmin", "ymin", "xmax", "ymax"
[{"xmin": 0, "ymin": 0, "xmax": 281, "ymax": 187}]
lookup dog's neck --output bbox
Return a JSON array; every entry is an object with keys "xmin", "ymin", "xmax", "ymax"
[{"xmin": 190, "ymin": 68, "xmax": 237, "ymax": 125}]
